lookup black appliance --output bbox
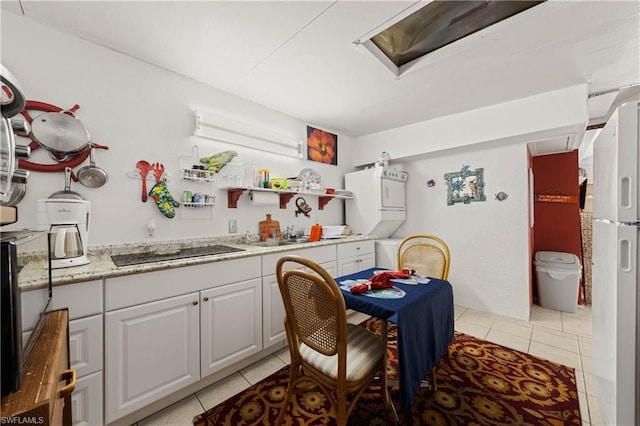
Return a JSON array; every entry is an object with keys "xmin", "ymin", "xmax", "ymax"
[{"xmin": 1, "ymin": 230, "xmax": 51, "ymax": 396}]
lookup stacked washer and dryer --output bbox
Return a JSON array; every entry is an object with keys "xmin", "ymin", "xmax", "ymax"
[{"xmin": 345, "ymin": 166, "xmax": 408, "ymax": 269}]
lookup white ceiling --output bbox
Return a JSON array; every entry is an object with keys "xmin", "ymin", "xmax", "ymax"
[{"xmin": 2, "ymin": 0, "xmax": 639, "ymax": 137}]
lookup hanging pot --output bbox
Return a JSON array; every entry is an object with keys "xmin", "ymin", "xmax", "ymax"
[
  {"xmin": 29, "ymin": 109, "xmax": 90, "ymax": 161},
  {"xmin": 0, "ymin": 65, "xmax": 26, "ymax": 119},
  {"xmin": 0, "ymin": 182, "xmax": 26, "ymax": 206},
  {"xmin": 76, "ymin": 144, "xmax": 108, "ymax": 188},
  {"xmin": 49, "ymin": 167, "xmax": 84, "ymax": 200}
]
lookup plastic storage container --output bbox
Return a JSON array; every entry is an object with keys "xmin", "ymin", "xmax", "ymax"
[{"xmin": 534, "ymin": 251, "xmax": 582, "ymax": 313}]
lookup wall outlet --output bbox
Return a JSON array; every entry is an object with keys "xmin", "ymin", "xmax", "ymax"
[{"xmin": 228, "ymin": 220, "xmax": 237, "ymax": 233}]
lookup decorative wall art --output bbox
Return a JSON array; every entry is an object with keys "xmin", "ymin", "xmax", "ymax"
[
  {"xmin": 307, "ymin": 126, "xmax": 337, "ymax": 165},
  {"xmin": 444, "ymin": 165, "xmax": 486, "ymax": 205}
]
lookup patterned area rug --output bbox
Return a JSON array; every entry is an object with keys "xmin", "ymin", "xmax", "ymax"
[{"xmin": 193, "ymin": 319, "xmax": 581, "ymax": 425}]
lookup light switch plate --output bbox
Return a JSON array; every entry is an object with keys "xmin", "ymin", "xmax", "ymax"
[{"xmin": 228, "ymin": 220, "xmax": 237, "ymax": 233}]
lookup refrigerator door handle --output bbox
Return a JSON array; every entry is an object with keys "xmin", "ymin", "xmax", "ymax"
[
  {"xmin": 619, "ymin": 176, "xmax": 632, "ymax": 210},
  {"xmin": 618, "ymin": 239, "xmax": 632, "ymax": 272}
]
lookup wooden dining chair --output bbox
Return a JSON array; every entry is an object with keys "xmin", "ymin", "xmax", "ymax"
[
  {"xmin": 275, "ymin": 255, "xmax": 397, "ymax": 425},
  {"xmin": 396, "ymin": 233, "xmax": 451, "ymax": 390},
  {"xmin": 397, "ymin": 234, "xmax": 451, "ymax": 280}
]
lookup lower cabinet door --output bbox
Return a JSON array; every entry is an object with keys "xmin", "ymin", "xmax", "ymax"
[
  {"xmin": 318, "ymin": 260, "xmax": 338, "ymax": 278},
  {"xmin": 71, "ymin": 371, "xmax": 103, "ymax": 426},
  {"xmin": 262, "ymin": 274, "xmax": 285, "ymax": 348},
  {"xmin": 105, "ymin": 292, "xmax": 200, "ymax": 424},
  {"xmin": 263, "ymin": 260, "xmax": 338, "ymax": 348},
  {"xmin": 201, "ymin": 278, "xmax": 262, "ymax": 377},
  {"xmin": 359, "ymin": 253, "xmax": 376, "ymax": 271},
  {"xmin": 337, "ymin": 255, "xmax": 374, "ymax": 276},
  {"xmin": 337, "ymin": 256, "xmax": 359, "ymax": 277},
  {"xmin": 69, "ymin": 314, "xmax": 103, "ymax": 378}
]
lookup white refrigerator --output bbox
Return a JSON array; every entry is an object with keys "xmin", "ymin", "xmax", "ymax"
[{"xmin": 592, "ymin": 101, "xmax": 639, "ymax": 426}]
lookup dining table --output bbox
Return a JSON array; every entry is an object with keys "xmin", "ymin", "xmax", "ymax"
[{"xmin": 336, "ymin": 267, "xmax": 454, "ymax": 409}]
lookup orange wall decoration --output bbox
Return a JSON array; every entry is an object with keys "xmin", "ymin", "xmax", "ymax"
[{"xmin": 306, "ymin": 126, "xmax": 337, "ymax": 165}]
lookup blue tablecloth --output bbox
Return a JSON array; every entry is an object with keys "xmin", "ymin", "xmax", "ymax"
[{"xmin": 337, "ymin": 268, "xmax": 454, "ymax": 408}]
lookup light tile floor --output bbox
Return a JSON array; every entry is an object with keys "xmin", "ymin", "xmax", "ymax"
[{"xmin": 134, "ymin": 304, "xmax": 601, "ymax": 426}]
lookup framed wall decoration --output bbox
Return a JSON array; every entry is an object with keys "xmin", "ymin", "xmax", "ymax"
[
  {"xmin": 307, "ymin": 126, "xmax": 337, "ymax": 165},
  {"xmin": 444, "ymin": 165, "xmax": 486, "ymax": 205}
]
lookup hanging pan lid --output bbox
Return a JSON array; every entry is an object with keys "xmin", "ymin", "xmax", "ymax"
[{"xmin": 30, "ymin": 111, "xmax": 90, "ymax": 154}]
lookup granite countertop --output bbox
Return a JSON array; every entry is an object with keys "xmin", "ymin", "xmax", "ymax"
[{"xmin": 19, "ymin": 234, "xmax": 373, "ymax": 291}]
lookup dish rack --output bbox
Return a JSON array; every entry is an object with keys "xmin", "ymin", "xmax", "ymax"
[{"xmin": 303, "ymin": 225, "xmax": 346, "ymax": 239}]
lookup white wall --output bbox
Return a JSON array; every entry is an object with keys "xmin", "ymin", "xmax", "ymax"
[
  {"xmin": 353, "ymin": 82, "xmax": 588, "ymax": 321},
  {"xmin": 2, "ymin": 12, "xmax": 354, "ymax": 245},
  {"xmin": 353, "ymin": 84, "xmax": 588, "ymax": 167},
  {"xmin": 390, "ymin": 143, "xmax": 532, "ymax": 320}
]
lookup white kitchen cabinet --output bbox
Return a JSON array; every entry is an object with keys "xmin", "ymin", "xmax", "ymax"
[
  {"xmin": 262, "ymin": 273, "xmax": 285, "ymax": 348},
  {"xmin": 318, "ymin": 261, "xmax": 338, "ymax": 278},
  {"xmin": 337, "ymin": 240, "xmax": 375, "ymax": 276},
  {"xmin": 69, "ymin": 314, "xmax": 103, "ymax": 378},
  {"xmin": 262, "ymin": 244, "xmax": 338, "ymax": 348},
  {"xmin": 22, "ymin": 279, "xmax": 103, "ymax": 332},
  {"xmin": 105, "ymin": 256, "xmax": 260, "ymax": 310},
  {"xmin": 262, "ymin": 259, "xmax": 337, "ymax": 348},
  {"xmin": 201, "ymin": 278, "xmax": 262, "ymax": 377},
  {"xmin": 262, "ymin": 262, "xmax": 337, "ymax": 348},
  {"xmin": 261, "ymin": 244, "xmax": 336, "ymax": 277},
  {"xmin": 105, "ymin": 292, "xmax": 200, "ymax": 424},
  {"xmin": 22, "ymin": 280, "xmax": 105, "ymax": 426},
  {"xmin": 71, "ymin": 371, "xmax": 103, "ymax": 426}
]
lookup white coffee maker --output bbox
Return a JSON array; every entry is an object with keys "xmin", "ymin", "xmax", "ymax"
[{"xmin": 36, "ymin": 199, "xmax": 91, "ymax": 268}]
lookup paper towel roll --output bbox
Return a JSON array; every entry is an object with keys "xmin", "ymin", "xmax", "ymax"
[{"xmin": 250, "ymin": 191, "xmax": 279, "ymax": 206}]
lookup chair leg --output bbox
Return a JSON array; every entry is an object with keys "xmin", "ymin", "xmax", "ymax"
[
  {"xmin": 381, "ymin": 371, "xmax": 399, "ymax": 424},
  {"xmin": 431, "ymin": 367, "xmax": 437, "ymax": 392},
  {"xmin": 275, "ymin": 364, "xmax": 300, "ymax": 426},
  {"xmin": 336, "ymin": 391, "xmax": 348, "ymax": 426}
]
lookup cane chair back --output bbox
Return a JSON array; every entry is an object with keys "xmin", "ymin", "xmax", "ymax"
[
  {"xmin": 275, "ymin": 255, "xmax": 396, "ymax": 425},
  {"xmin": 397, "ymin": 234, "xmax": 451, "ymax": 280}
]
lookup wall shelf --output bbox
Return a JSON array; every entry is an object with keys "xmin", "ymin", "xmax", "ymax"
[
  {"xmin": 221, "ymin": 186, "xmax": 353, "ymax": 209},
  {"xmin": 180, "ymin": 169, "xmax": 215, "ymax": 182},
  {"xmin": 182, "ymin": 201, "xmax": 215, "ymax": 208}
]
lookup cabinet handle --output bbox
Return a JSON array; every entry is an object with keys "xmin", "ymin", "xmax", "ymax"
[
  {"xmin": 203, "ymin": 297, "xmax": 209, "ymax": 302},
  {"xmin": 59, "ymin": 369, "xmax": 76, "ymax": 398},
  {"xmin": 192, "ymin": 301, "xmax": 199, "ymax": 305}
]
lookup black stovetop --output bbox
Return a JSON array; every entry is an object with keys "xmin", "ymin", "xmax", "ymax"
[{"xmin": 111, "ymin": 245, "xmax": 245, "ymax": 267}]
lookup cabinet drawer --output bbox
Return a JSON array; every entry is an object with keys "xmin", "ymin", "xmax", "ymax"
[
  {"xmin": 71, "ymin": 371, "xmax": 103, "ymax": 426},
  {"xmin": 22, "ymin": 280, "xmax": 103, "ymax": 332},
  {"xmin": 262, "ymin": 245, "xmax": 336, "ymax": 275},
  {"xmin": 105, "ymin": 256, "xmax": 261, "ymax": 310},
  {"xmin": 69, "ymin": 314, "xmax": 103, "ymax": 377},
  {"xmin": 337, "ymin": 240, "xmax": 374, "ymax": 259}
]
